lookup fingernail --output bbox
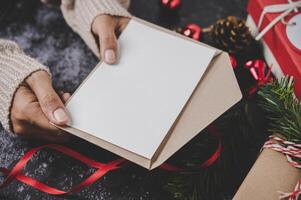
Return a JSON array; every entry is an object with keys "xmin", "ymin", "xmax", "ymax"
[
  {"xmin": 105, "ymin": 49, "xmax": 116, "ymax": 63},
  {"xmin": 53, "ymin": 108, "xmax": 69, "ymax": 123}
]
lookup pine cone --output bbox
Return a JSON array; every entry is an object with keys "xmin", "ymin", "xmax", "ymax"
[{"xmin": 210, "ymin": 16, "xmax": 252, "ymax": 54}]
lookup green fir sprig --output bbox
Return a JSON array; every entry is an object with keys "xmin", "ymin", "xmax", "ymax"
[
  {"xmin": 163, "ymin": 97, "xmax": 268, "ymax": 200},
  {"xmin": 258, "ymin": 77, "xmax": 301, "ymax": 143}
]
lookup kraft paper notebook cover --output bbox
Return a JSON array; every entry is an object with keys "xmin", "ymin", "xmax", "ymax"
[{"xmin": 57, "ymin": 17, "xmax": 242, "ymax": 170}]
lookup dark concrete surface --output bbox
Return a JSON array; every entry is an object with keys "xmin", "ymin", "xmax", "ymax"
[{"xmin": 0, "ymin": 0, "xmax": 248, "ymax": 199}]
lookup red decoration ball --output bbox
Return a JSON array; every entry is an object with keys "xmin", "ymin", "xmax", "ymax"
[
  {"xmin": 244, "ymin": 59, "xmax": 266, "ymax": 80},
  {"xmin": 161, "ymin": 0, "xmax": 181, "ymax": 10},
  {"xmin": 181, "ymin": 24, "xmax": 202, "ymax": 41}
]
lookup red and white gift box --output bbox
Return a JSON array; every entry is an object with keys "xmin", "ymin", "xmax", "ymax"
[{"xmin": 246, "ymin": 0, "xmax": 301, "ymax": 99}]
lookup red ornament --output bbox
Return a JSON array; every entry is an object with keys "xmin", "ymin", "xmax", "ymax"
[
  {"xmin": 244, "ymin": 59, "xmax": 273, "ymax": 95},
  {"xmin": 229, "ymin": 54, "xmax": 237, "ymax": 69},
  {"xmin": 161, "ymin": 0, "xmax": 181, "ymax": 10},
  {"xmin": 181, "ymin": 24, "xmax": 202, "ymax": 41}
]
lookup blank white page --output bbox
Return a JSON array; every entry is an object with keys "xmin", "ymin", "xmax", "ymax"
[{"xmin": 66, "ymin": 20, "xmax": 216, "ymax": 159}]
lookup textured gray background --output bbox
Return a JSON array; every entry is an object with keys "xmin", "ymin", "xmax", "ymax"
[{"xmin": 0, "ymin": 0, "xmax": 248, "ymax": 199}]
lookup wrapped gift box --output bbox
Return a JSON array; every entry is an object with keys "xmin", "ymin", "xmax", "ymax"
[
  {"xmin": 246, "ymin": 0, "xmax": 301, "ymax": 99},
  {"xmin": 234, "ymin": 148, "xmax": 301, "ymax": 200}
]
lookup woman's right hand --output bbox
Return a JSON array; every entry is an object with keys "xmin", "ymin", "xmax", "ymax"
[{"xmin": 11, "ymin": 70, "xmax": 71, "ymax": 142}]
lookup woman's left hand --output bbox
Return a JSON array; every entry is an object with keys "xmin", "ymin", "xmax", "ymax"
[{"xmin": 92, "ymin": 14, "xmax": 130, "ymax": 64}]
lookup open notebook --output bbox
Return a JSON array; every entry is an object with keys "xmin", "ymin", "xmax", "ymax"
[{"xmin": 58, "ymin": 17, "xmax": 242, "ymax": 170}]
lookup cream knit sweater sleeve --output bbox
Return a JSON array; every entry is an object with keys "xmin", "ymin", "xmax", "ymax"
[
  {"xmin": 0, "ymin": 0, "xmax": 131, "ymax": 132},
  {"xmin": 0, "ymin": 40, "xmax": 50, "ymax": 131}
]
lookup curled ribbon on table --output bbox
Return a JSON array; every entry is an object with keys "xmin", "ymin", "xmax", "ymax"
[
  {"xmin": 256, "ymin": 0, "xmax": 301, "ymax": 40},
  {"xmin": 160, "ymin": 125, "xmax": 222, "ymax": 171},
  {"xmin": 263, "ymin": 136, "xmax": 301, "ymax": 200},
  {"xmin": 229, "ymin": 54, "xmax": 238, "ymax": 69},
  {"xmin": 244, "ymin": 59, "xmax": 273, "ymax": 96},
  {"xmin": 0, "ymin": 126, "xmax": 222, "ymax": 195},
  {"xmin": 0, "ymin": 144, "xmax": 127, "ymax": 195}
]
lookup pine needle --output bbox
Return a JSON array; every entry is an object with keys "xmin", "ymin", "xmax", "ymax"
[{"xmin": 258, "ymin": 76, "xmax": 301, "ymax": 142}]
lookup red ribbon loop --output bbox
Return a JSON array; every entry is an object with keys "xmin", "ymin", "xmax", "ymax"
[
  {"xmin": 0, "ymin": 126, "xmax": 222, "ymax": 195},
  {"xmin": 160, "ymin": 125, "xmax": 222, "ymax": 171},
  {"xmin": 244, "ymin": 59, "xmax": 273, "ymax": 95},
  {"xmin": 0, "ymin": 144, "xmax": 127, "ymax": 195}
]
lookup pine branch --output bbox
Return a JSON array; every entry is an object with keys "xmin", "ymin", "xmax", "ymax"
[
  {"xmin": 258, "ymin": 77, "xmax": 301, "ymax": 142},
  {"xmin": 163, "ymin": 98, "xmax": 268, "ymax": 200}
]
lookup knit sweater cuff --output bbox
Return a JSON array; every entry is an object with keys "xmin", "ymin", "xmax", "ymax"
[
  {"xmin": 61, "ymin": 0, "xmax": 131, "ymax": 57},
  {"xmin": 76, "ymin": 0, "xmax": 131, "ymax": 23},
  {"xmin": 0, "ymin": 40, "xmax": 50, "ymax": 132}
]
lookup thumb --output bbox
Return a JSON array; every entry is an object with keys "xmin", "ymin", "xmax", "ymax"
[
  {"xmin": 93, "ymin": 15, "xmax": 118, "ymax": 64},
  {"xmin": 26, "ymin": 71, "xmax": 70, "ymax": 125},
  {"xmin": 99, "ymin": 28, "xmax": 118, "ymax": 64}
]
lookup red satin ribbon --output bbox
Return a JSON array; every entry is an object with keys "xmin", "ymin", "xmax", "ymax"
[
  {"xmin": 244, "ymin": 59, "xmax": 273, "ymax": 95},
  {"xmin": 0, "ymin": 144, "xmax": 126, "ymax": 195},
  {"xmin": 160, "ymin": 125, "xmax": 222, "ymax": 171},
  {"xmin": 0, "ymin": 126, "xmax": 222, "ymax": 195},
  {"xmin": 229, "ymin": 54, "xmax": 237, "ymax": 69}
]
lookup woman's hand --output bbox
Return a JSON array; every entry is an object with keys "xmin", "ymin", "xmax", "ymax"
[
  {"xmin": 9, "ymin": 15, "xmax": 130, "ymax": 142},
  {"xmin": 92, "ymin": 14, "xmax": 130, "ymax": 64},
  {"xmin": 11, "ymin": 70, "xmax": 71, "ymax": 142}
]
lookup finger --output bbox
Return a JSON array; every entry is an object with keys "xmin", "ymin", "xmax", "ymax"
[
  {"xmin": 94, "ymin": 15, "xmax": 118, "ymax": 64},
  {"xmin": 59, "ymin": 91, "xmax": 71, "ymax": 103},
  {"xmin": 117, "ymin": 17, "xmax": 130, "ymax": 33},
  {"xmin": 26, "ymin": 71, "xmax": 70, "ymax": 125},
  {"xmin": 99, "ymin": 29, "xmax": 118, "ymax": 64},
  {"xmin": 24, "ymin": 103, "xmax": 70, "ymax": 142},
  {"xmin": 32, "ymin": 128, "xmax": 70, "ymax": 143},
  {"xmin": 62, "ymin": 93, "xmax": 71, "ymax": 102},
  {"xmin": 22, "ymin": 125, "xmax": 70, "ymax": 143},
  {"xmin": 14, "ymin": 119, "xmax": 70, "ymax": 143},
  {"xmin": 11, "ymin": 84, "xmax": 70, "ymax": 143}
]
